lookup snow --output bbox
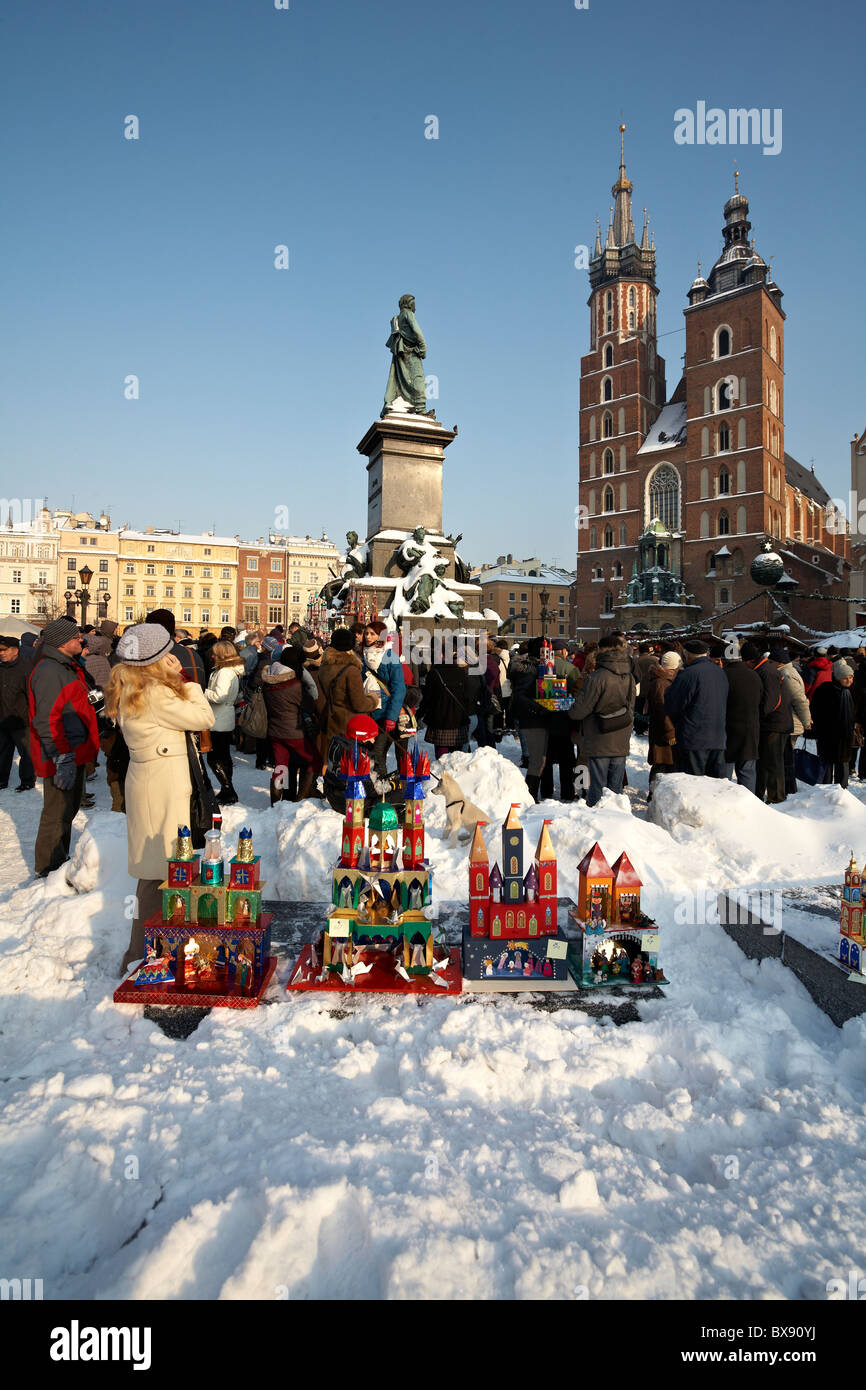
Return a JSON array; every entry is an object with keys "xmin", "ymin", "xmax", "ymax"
[
  {"xmin": 636, "ymin": 402, "xmax": 688, "ymax": 454},
  {"xmin": 2, "ymin": 737, "xmax": 866, "ymax": 1300}
]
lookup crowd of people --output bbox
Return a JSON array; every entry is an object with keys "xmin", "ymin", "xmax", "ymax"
[{"xmin": 8, "ymin": 608, "xmax": 866, "ymax": 969}]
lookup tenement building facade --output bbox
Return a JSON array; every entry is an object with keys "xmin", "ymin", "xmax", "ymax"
[{"xmin": 575, "ymin": 134, "xmax": 848, "ymax": 639}]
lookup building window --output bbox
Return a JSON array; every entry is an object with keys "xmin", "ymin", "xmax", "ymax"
[
  {"xmin": 718, "ymin": 466, "xmax": 730, "ymax": 495},
  {"xmin": 244, "ymin": 581, "xmax": 259, "ymax": 598},
  {"xmin": 184, "ymin": 566, "xmax": 193, "ymax": 577},
  {"xmin": 628, "ymin": 312, "xmax": 635, "ymax": 330},
  {"xmin": 717, "ymin": 327, "xmax": 731, "ymax": 357},
  {"xmin": 124, "ymin": 584, "xmax": 134, "ymax": 596},
  {"xmin": 99, "ymin": 558, "xmax": 108, "ymax": 572},
  {"xmin": 602, "ymin": 377, "xmax": 613, "ymax": 402},
  {"xmin": 204, "ymin": 548, "xmax": 212, "ymax": 556},
  {"xmin": 603, "ymin": 449, "xmax": 614, "ymax": 475},
  {"xmin": 147, "ymin": 544, "xmax": 155, "ymax": 552},
  {"xmin": 271, "ymin": 558, "xmax": 282, "ymax": 571},
  {"xmin": 590, "ymin": 527, "xmax": 597, "ymax": 549},
  {"xmin": 145, "ymin": 563, "xmax": 155, "ymax": 575},
  {"xmin": 718, "ymin": 423, "xmax": 730, "ymax": 453},
  {"xmin": 603, "ymin": 486, "xmax": 614, "ymax": 513},
  {"xmin": 647, "ymin": 465, "xmax": 681, "ymax": 531},
  {"xmin": 125, "ymin": 562, "xmax": 135, "ymax": 574},
  {"xmin": 165, "ymin": 564, "xmax": 174, "ymax": 576},
  {"xmin": 125, "ymin": 606, "xmax": 134, "ymax": 621},
  {"xmin": 268, "ymin": 606, "xmax": 283, "ymax": 624},
  {"xmin": 508, "ymin": 591, "xmax": 515, "ymax": 601},
  {"xmin": 247, "ymin": 557, "xmax": 259, "ymax": 570},
  {"xmin": 67, "ymin": 557, "xmax": 76, "ymax": 570},
  {"xmin": 11, "ymin": 569, "xmax": 21, "ymax": 584},
  {"xmin": 221, "ymin": 589, "xmax": 230, "ymax": 600},
  {"xmin": 183, "ymin": 586, "xmax": 193, "ymax": 599},
  {"xmin": 717, "ymin": 380, "xmax": 733, "ymax": 411},
  {"xmin": 182, "ymin": 609, "xmax": 192, "ymax": 623},
  {"xmin": 769, "ymin": 325, "xmax": 777, "ymax": 361},
  {"xmin": 604, "ymin": 343, "xmax": 613, "ymax": 367},
  {"xmin": 720, "ymin": 587, "xmax": 730, "ymax": 604},
  {"xmin": 619, "ymin": 523, "xmax": 627, "ymax": 545},
  {"xmin": 269, "ymin": 582, "xmax": 283, "ymax": 599},
  {"xmin": 221, "ymin": 567, "xmax": 231, "ymax": 579},
  {"xmin": 10, "ymin": 598, "xmax": 20, "ymax": 614},
  {"xmin": 603, "ymin": 412, "xmax": 613, "ymax": 438},
  {"xmin": 520, "ymin": 622, "xmax": 526, "ymax": 634},
  {"xmin": 201, "ymin": 610, "xmax": 210, "ymax": 624},
  {"xmin": 165, "ymin": 586, "xmax": 174, "ymax": 598},
  {"xmin": 145, "ymin": 585, "xmax": 155, "ymax": 597},
  {"xmin": 292, "ymin": 592, "xmax": 300, "ymax": 603},
  {"xmin": 603, "ymin": 526, "xmax": 613, "ymax": 548},
  {"xmin": 221, "ymin": 610, "xmax": 230, "ymax": 624},
  {"xmin": 603, "ymin": 591, "xmax": 613, "ymax": 613},
  {"xmin": 718, "ymin": 510, "xmax": 730, "ymax": 536},
  {"xmin": 202, "ymin": 567, "xmax": 212, "ymax": 578},
  {"xmin": 201, "ymin": 587, "xmax": 210, "ymax": 600},
  {"xmin": 520, "ymin": 592, "xmax": 527, "ymax": 603}
]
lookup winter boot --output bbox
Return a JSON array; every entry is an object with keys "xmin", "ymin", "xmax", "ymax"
[
  {"xmin": 281, "ymin": 761, "xmax": 299, "ymax": 802},
  {"xmin": 526, "ymin": 774, "xmax": 541, "ymax": 804},
  {"xmin": 297, "ymin": 766, "xmax": 316, "ymax": 800}
]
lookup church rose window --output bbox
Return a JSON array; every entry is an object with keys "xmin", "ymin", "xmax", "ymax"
[{"xmin": 648, "ymin": 465, "xmax": 681, "ymax": 531}]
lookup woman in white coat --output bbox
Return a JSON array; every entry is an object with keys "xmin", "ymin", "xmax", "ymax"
[
  {"xmin": 205, "ymin": 640, "xmax": 245, "ymax": 805},
  {"xmin": 105, "ymin": 623, "xmax": 214, "ymax": 972}
]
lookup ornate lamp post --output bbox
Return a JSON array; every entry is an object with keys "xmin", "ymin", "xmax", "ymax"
[
  {"xmin": 65, "ymin": 564, "xmax": 95, "ymax": 627},
  {"xmin": 538, "ymin": 587, "xmax": 554, "ymax": 640}
]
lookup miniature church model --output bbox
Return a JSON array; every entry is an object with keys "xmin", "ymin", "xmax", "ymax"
[
  {"xmin": 568, "ymin": 841, "xmax": 666, "ymax": 988},
  {"xmin": 839, "ymin": 853, "xmax": 866, "ymax": 977},
  {"xmin": 287, "ymin": 740, "xmax": 459, "ymax": 993},
  {"xmin": 114, "ymin": 822, "xmax": 276, "ymax": 1008},
  {"xmin": 462, "ymin": 809, "xmax": 573, "ymax": 991},
  {"xmin": 535, "ymin": 640, "xmax": 573, "ymax": 711}
]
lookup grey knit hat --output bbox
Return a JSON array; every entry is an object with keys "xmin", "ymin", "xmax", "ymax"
[
  {"xmin": 833, "ymin": 659, "xmax": 854, "ymax": 681},
  {"xmin": 116, "ymin": 622, "xmax": 174, "ymax": 667},
  {"xmin": 42, "ymin": 617, "xmax": 79, "ymax": 648}
]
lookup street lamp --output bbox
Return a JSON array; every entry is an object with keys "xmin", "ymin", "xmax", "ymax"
[
  {"xmin": 538, "ymin": 587, "xmax": 553, "ymax": 639},
  {"xmin": 65, "ymin": 564, "xmax": 96, "ymax": 628}
]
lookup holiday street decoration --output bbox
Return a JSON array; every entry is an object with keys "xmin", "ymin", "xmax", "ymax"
[
  {"xmin": 535, "ymin": 640, "xmax": 574, "ymax": 711},
  {"xmin": 462, "ymin": 811, "xmax": 574, "ymax": 991},
  {"xmin": 287, "ymin": 740, "xmax": 461, "ymax": 994},
  {"xmin": 838, "ymin": 853, "xmax": 866, "ymax": 979},
  {"xmin": 114, "ymin": 821, "xmax": 276, "ymax": 1009},
  {"xmin": 567, "ymin": 842, "xmax": 666, "ymax": 988}
]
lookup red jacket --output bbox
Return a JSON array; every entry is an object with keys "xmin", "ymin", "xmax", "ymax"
[
  {"xmin": 28, "ymin": 645, "xmax": 99, "ymax": 778},
  {"xmin": 805, "ymin": 656, "xmax": 833, "ymax": 702}
]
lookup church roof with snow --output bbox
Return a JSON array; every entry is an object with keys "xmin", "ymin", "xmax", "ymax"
[
  {"xmin": 784, "ymin": 453, "xmax": 830, "ymax": 506},
  {"xmin": 637, "ymin": 402, "xmax": 688, "ymax": 455}
]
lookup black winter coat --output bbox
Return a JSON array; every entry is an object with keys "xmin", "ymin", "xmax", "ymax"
[
  {"xmin": 810, "ymin": 680, "xmax": 856, "ymax": 764},
  {"xmin": 752, "ymin": 658, "xmax": 793, "ymax": 733},
  {"xmin": 420, "ymin": 663, "xmax": 472, "ymax": 732},
  {"xmin": 0, "ymin": 649, "xmax": 36, "ymax": 725},
  {"xmin": 723, "ymin": 662, "xmax": 762, "ymax": 763},
  {"xmin": 509, "ymin": 651, "xmax": 548, "ymax": 731},
  {"xmin": 262, "ymin": 669, "xmax": 306, "ymax": 742}
]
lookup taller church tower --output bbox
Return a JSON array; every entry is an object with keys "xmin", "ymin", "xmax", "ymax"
[{"xmin": 575, "ymin": 128, "xmax": 666, "ymax": 635}]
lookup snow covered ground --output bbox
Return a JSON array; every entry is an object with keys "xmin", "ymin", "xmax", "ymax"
[{"xmin": 2, "ymin": 734, "xmax": 866, "ymax": 1300}]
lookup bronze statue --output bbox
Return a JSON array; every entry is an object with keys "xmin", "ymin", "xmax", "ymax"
[{"xmin": 383, "ymin": 295, "xmax": 433, "ymax": 416}]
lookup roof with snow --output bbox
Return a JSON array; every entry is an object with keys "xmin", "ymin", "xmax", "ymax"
[
  {"xmin": 478, "ymin": 565, "xmax": 575, "ymax": 586},
  {"xmin": 637, "ymin": 402, "xmax": 688, "ymax": 455},
  {"xmin": 611, "ymin": 851, "xmax": 642, "ymax": 888}
]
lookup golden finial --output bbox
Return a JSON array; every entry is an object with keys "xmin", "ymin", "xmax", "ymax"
[{"xmin": 733, "ymin": 161, "xmax": 739, "ymax": 194}]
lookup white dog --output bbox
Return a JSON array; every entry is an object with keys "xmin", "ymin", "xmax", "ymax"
[{"xmin": 430, "ymin": 770, "xmax": 489, "ymax": 844}]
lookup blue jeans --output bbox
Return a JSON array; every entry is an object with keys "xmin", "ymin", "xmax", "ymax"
[
  {"xmin": 587, "ymin": 756, "xmax": 626, "ymax": 807},
  {"xmin": 678, "ymin": 748, "xmax": 727, "ymax": 778},
  {"xmin": 724, "ymin": 759, "xmax": 757, "ymax": 794}
]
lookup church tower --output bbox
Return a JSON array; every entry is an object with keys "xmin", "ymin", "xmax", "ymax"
[
  {"xmin": 681, "ymin": 178, "xmax": 787, "ymax": 614},
  {"xmin": 575, "ymin": 128, "xmax": 667, "ymax": 637}
]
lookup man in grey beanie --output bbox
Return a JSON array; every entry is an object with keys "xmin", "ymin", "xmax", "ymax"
[{"xmin": 28, "ymin": 617, "xmax": 100, "ymax": 877}]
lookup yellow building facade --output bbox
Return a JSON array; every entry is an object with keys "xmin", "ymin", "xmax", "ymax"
[{"xmin": 117, "ymin": 530, "xmax": 239, "ymax": 636}]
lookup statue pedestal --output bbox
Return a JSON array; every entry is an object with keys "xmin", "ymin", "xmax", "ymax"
[{"xmin": 358, "ymin": 412, "xmax": 457, "ymax": 542}]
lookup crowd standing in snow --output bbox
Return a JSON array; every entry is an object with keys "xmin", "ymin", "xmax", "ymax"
[{"xmin": 12, "ymin": 608, "xmax": 866, "ymax": 936}]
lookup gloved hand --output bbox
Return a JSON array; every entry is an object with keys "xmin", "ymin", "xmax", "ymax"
[
  {"xmin": 384, "ymin": 719, "xmax": 396, "ymax": 733},
  {"xmin": 53, "ymin": 752, "xmax": 77, "ymax": 791}
]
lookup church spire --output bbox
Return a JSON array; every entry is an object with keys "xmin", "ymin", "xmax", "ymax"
[
  {"xmin": 611, "ymin": 124, "xmax": 636, "ymax": 247},
  {"xmin": 594, "ymin": 217, "xmax": 602, "ymax": 257}
]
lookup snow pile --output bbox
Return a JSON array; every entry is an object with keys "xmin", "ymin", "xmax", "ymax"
[{"xmin": 2, "ymin": 747, "xmax": 866, "ymax": 1299}]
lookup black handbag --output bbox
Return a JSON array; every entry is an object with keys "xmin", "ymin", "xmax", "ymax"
[{"xmin": 186, "ymin": 733, "xmax": 219, "ymax": 847}]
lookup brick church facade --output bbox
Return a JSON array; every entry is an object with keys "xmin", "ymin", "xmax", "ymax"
[{"xmin": 574, "ymin": 132, "xmax": 849, "ymax": 641}]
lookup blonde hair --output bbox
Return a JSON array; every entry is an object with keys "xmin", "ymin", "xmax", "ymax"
[
  {"xmin": 211, "ymin": 640, "xmax": 242, "ymax": 671},
  {"xmin": 105, "ymin": 655, "xmax": 190, "ymax": 720}
]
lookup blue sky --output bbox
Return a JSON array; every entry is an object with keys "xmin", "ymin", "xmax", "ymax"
[{"xmin": 2, "ymin": 0, "xmax": 863, "ymax": 569}]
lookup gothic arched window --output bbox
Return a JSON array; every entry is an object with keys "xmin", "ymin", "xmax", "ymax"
[
  {"xmin": 603, "ymin": 526, "xmax": 613, "ymax": 549},
  {"xmin": 718, "ymin": 466, "xmax": 730, "ymax": 495},
  {"xmin": 604, "ymin": 343, "xmax": 614, "ymax": 367},
  {"xmin": 718, "ymin": 509, "xmax": 730, "ymax": 536},
  {"xmin": 717, "ymin": 327, "xmax": 731, "ymax": 357},
  {"xmin": 629, "ymin": 312, "xmax": 635, "ymax": 330},
  {"xmin": 647, "ymin": 465, "xmax": 681, "ymax": 531},
  {"xmin": 629, "ymin": 287, "xmax": 636, "ymax": 307},
  {"xmin": 718, "ymin": 379, "xmax": 732, "ymax": 411},
  {"xmin": 602, "ymin": 376, "xmax": 613, "ymax": 402},
  {"xmin": 603, "ymin": 412, "xmax": 613, "ymax": 438},
  {"xmin": 603, "ymin": 485, "xmax": 614, "ymax": 513},
  {"xmin": 718, "ymin": 423, "xmax": 730, "ymax": 452},
  {"xmin": 603, "ymin": 448, "xmax": 614, "ymax": 474}
]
